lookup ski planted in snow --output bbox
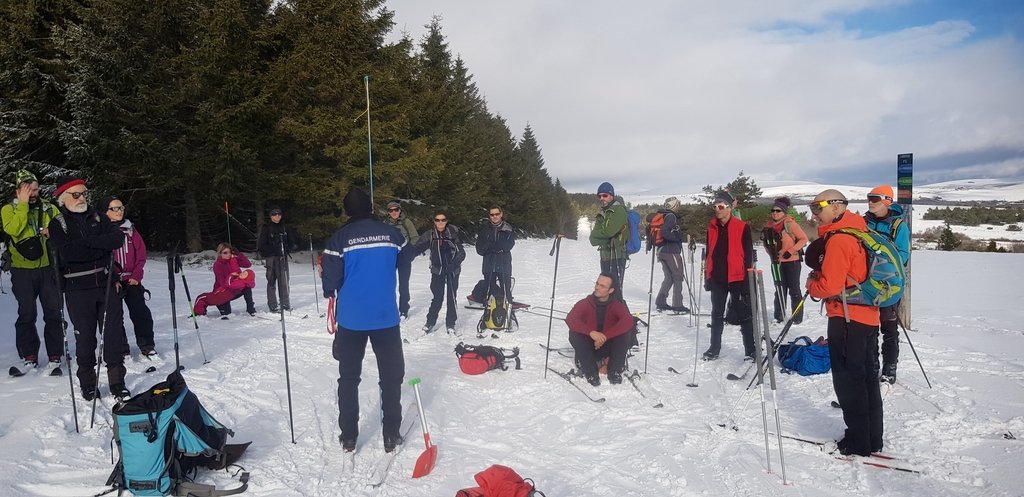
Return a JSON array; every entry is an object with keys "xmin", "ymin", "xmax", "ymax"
[
  {"xmin": 368, "ymin": 402, "xmax": 421, "ymax": 488},
  {"xmin": 545, "ymin": 367, "xmax": 605, "ymax": 403}
]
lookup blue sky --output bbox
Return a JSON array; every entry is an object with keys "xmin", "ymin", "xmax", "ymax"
[{"xmin": 387, "ymin": 1, "xmax": 1024, "ymax": 194}]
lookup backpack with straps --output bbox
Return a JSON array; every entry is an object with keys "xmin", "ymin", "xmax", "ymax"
[
  {"xmin": 825, "ymin": 227, "xmax": 906, "ymax": 308},
  {"xmin": 624, "ymin": 208, "xmax": 642, "ymax": 255},
  {"xmin": 454, "ymin": 343, "xmax": 521, "ymax": 375}
]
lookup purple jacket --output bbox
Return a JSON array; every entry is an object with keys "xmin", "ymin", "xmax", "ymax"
[{"xmin": 113, "ymin": 219, "xmax": 147, "ymax": 283}]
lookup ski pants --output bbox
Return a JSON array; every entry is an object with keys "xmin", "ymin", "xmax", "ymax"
[
  {"xmin": 216, "ymin": 287, "xmax": 255, "ymax": 315},
  {"xmin": 879, "ymin": 304, "xmax": 900, "ymax": 367},
  {"xmin": 333, "ymin": 325, "xmax": 405, "ymax": 441},
  {"xmin": 657, "ymin": 251, "xmax": 686, "ymax": 308},
  {"xmin": 10, "ymin": 267, "xmax": 64, "ymax": 361},
  {"xmin": 265, "ymin": 256, "xmax": 290, "ymax": 310},
  {"xmin": 121, "ymin": 283, "xmax": 154, "ymax": 352},
  {"xmin": 773, "ymin": 261, "xmax": 803, "ymax": 323},
  {"xmin": 66, "ymin": 285, "xmax": 126, "ymax": 389},
  {"xmin": 707, "ymin": 280, "xmax": 754, "ymax": 357},
  {"xmin": 483, "ymin": 270, "xmax": 513, "ymax": 304},
  {"xmin": 600, "ymin": 258, "xmax": 627, "ymax": 302},
  {"xmin": 397, "ymin": 257, "xmax": 412, "ymax": 315},
  {"xmin": 569, "ymin": 330, "xmax": 631, "ymax": 378},
  {"xmin": 426, "ymin": 271, "xmax": 459, "ymax": 328},
  {"xmin": 828, "ymin": 316, "xmax": 883, "ymax": 454}
]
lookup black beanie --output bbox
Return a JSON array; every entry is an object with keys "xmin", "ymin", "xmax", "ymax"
[
  {"xmin": 343, "ymin": 188, "xmax": 373, "ymax": 218},
  {"xmin": 96, "ymin": 196, "xmax": 119, "ymax": 213}
]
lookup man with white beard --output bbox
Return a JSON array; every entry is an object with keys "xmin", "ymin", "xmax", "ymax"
[{"xmin": 47, "ymin": 176, "xmax": 129, "ymax": 401}]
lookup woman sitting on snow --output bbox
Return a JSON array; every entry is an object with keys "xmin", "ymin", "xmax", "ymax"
[{"xmin": 193, "ymin": 243, "xmax": 257, "ymax": 317}]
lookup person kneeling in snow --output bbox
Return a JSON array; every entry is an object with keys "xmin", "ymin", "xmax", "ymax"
[
  {"xmin": 565, "ymin": 273, "xmax": 634, "ymax": 386},
  {"xmin": 193, "ymin": 243, "xmax": 256, "ymax": 316}
]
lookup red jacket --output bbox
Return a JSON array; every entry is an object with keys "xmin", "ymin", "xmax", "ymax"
[
  {"xmin": 806, "ymin": 212, "xmax": 879, "ymax": 326},
  {"xmin": 212, "ymin": 252, "xmax": 254, "ymax": 292},
  {"xmin": 705, "ymin": 216, "xmax": 749, "ymax": 283},
  {"xmin": 565, "ymin": 295, "xmax": 634, "ymax": 339}
]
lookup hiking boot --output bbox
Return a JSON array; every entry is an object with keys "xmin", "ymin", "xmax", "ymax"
[
  {"xmin": 585, "ymin": 374, "xmax": 600, "ymax": 387},
  {"xmin": 400, "ymin": 312, "xmax": 409, "ymax": 321},
  {"xmin": 607, "ymin": 371, "xmax": 623, "ymax": 385},
  {"xmin": 247, "ymin": 308, "xmax": 257, "ymax": 316},
  {"xmin": 446, "ymin": 327, "xmax": 457, "ymax": 335},
  {"xmin": 743, "ymin": 355, "xmax": 755, "ymax": 363},
  {"xmin": 48, "ymin": 355, "xmax": 62, "ymax": 363},
  {"xmin": 670, "ymin": 305, "xmax": 691, "ymax": 314},
  {"xmin": 339, "ymin": 435, "xmax": 356, "ymax": 452},
  {"xmin": 422, "ymin": 323, "xmax": 437, "ymax": 333},
  {"xmin": 880, "ymin": 362, "xmax": 897, "ymax": 384},
  {"xmin": 23, "ymin": 355, "xmax": 38, "ymax": 368},
  {"xmin": 383, "ymin": 433, "xmax": 404, "ymax": 453},
  {"xmin": 81, "ymin": 385, "xmax": 101, "ymax": 401},
  {"xmin": 702, "ymin": 350, "xmax": 719, "ymax": 361},
  {"xmin": 655, "ymin": 296, "xmax": 669, "ymax": 311},
  {"xmin": 269, "ymin": 306, "xmax": 279, "ymax": 313},
  {"xmin": 836, "ymin": 437, "xmax": 870, "ymax": 456},
  {"xmin": 140, "ymin": 347, "xmax": 157, "ymax": 357},
  {"xmin": 111, "ymin": 383, "xmax": 132, "ymax": 401}
]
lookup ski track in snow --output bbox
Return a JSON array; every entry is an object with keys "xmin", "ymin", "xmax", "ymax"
[{"xmin": 1, "ymin": 237, "xmax": 1022, "ymax": 496}]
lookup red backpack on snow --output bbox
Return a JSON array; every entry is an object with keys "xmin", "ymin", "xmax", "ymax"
[
  {"xmin": 456, "ymin": 465, "xmax": 546, "ymax": 497},
  {"xmin": 454, "ymin": 343, "xmax": 521, "ymax": 375}
]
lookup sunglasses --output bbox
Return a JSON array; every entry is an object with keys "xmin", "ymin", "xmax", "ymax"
[
  {"xmin": 387, "ymin": 208, "xmax": 400, "ymax": 212},
  {"xmin": 67, "ymin": 191, "xmax": 88, "ymax": 199},
  {"xmin": 489, "ymin": 212, "xmax": 502, "ymax": 217},
  {"xmin": 713, "ymin": 204, "xmax": 729, "ymax": 211},
  {"xmin": 770, "ymin": 208, "xmax": 783, "ymax": 213},
  {"xmin": 597, "ymin": 193, "xmax": 612, "ymax": 199},
  {"xmin": 108, "ymin": 206, "xmax": 125, "ymax": 213},
  {"xmin": 867, "ymin": 195, "xmax": 890, "ymax": 203},
  {"xmin": 809, "ymin": 199, "xmax": 849, "ymax": 214},
  {"xmin": 434, "ymin": 218, "xmax": 447, "ymax": 223}
]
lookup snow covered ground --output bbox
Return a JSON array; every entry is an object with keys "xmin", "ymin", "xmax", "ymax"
[{"xmin": 1, "ymin": 236, "xmax": 1023, "ymax": 496}]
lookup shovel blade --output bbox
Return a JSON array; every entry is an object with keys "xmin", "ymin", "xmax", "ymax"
[{"xmin": 412, "ymin": 444, "xmax": 437, "ymax": 478}]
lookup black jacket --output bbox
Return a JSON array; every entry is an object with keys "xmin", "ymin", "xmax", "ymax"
[
  {"xmin": 476, "ymin": 220, "xmax": 515, "ymax": 274},
  {"xmin": 48, "ymin": 208, "xmax": 125, "ymax": 291},
  {"xmin": 414, "ymin": 225, "xmax": 465, "ymax": 275},
  {"xmin": 258, "ymin": 222, "xmax": 296, "ymax": 257}
]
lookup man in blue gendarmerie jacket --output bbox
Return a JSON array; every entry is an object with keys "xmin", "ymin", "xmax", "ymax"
[{"xmin": 321, "ymin": 187, "xmax": 413, "ymax": 454}]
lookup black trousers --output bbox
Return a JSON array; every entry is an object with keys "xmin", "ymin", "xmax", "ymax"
[
  {"xmin": 66, "ymin": 285, "xmax": 127, "ymax": 389},
  {"xmin": 828, "ymin": 316, "xmax": 883, "ymax": 454},
  {"xmin": 879, "ymin": 305, "xmax": 899, "ymax": 367},
  {"xmin": 121, "ymin": 284, "xmax": 154, "ymax": 351},
  {"xmin": 265, "ymin": 256, "xmax": 290, "ymax": 310},
  {"xmin": 708, "ymin": 280, "xmax": 755, "ymax": 357},
  {"xmin": 397, "ymin": 258, "xmax": 412, "ymax": 315},
  {"xmin": 569, "ymin": 331, "xmax": 630, "ymax": 378},
  {"xmin": 333, "ymin": 325, "xmax": 405, "ymax": 442},
  {"xmin": 426, "ymin": 271, "xmax": 459, "ymax": 328},
  {"xmin": 600, "ymin": 258, "xmax": 627, "ymax": 301},
  {"xmin": 216, "ymin": 287, "xmax": 255, "ymax": 315},
  {"xmin": 773, "ymin": 261, "xmax": 804, "ymax": 323},
  {"xmin": 11, "ymin": 267, "xmax": 64, "ymax": 361}
]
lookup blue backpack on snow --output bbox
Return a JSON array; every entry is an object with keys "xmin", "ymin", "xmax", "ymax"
[
  {"xmin": 777, "ymin": 336, "xmax": 831, "ymax": 376},
  {"xmin": 104, "ymin": 371, "xmax": 251, "ymax": 496}
]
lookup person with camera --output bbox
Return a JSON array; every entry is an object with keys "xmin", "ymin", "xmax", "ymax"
[{"xmin": 1, "ymin": 170, "xmax": 63, "ymax": 375}]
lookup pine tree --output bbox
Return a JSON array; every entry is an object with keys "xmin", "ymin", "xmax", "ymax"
[
  {"xmin": 701, "ymin": 170, "xmax": 762, "ymax": 207},
  {"xmin": 938, "ymin": 221, "xmax": 961, "ymax": 251}
]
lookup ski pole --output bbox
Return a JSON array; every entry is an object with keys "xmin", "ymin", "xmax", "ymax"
[
  {"xmin": 177, "ymin": 262, "xmax": 208, "ymax": 365},
  {"xmin": 543, "ymin": 235, "xmax": 563, "ymax": 379},
  {"xmin": 757, "ymin": 270, "xmax": 787, "ymax": 483},
  {"xmin": 90, "ymin": 257, "xmax": 117, "ymax": 429},
  {"xmin": 310, "ymin": 234, "xmax": 321, "ymax": 317},
  {"xmin": 748, "ymin": 268, "xmax": 772, "ymax": 474},
  {"xmin": 224, "ymin": 202, "xmax": 231, "ymax": 246},
  {"xmin": 48, "ymin": 242, "xmax": 79, "ymax": 433},
  {"xmin": 643, "ymin": 245, "xmax": 655, "ymax": 374},
  {"xmin": 279, "ymin": 281, "xmax": 296, "ymax": 444},
  {"xmin": 743, "ymin": 291, "xmax": 810, "ymax": 390},
  {"xmin": 167, "ymin": 255, "xmax": 182, "ymax": 371},
  {"xmin": 897, "ymin": 316, "xmax": 932, "ymax": 388}
]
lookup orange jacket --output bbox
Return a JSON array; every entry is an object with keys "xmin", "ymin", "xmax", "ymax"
[
  {"xmin": 806, "ymin": 212, "xmax": 879, "ymax": 326},
  {"xmin": 765, "ymin": 216, "xmax": 808, "ymax": 263}
]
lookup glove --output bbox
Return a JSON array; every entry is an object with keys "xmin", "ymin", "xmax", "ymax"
[
  {"xmin": 704, "ymin": 280, "xmax": 711, "ymax": 292},
  {"xmin": 781, "ymin": 251, "xmax": 792, "ymax": 259}
]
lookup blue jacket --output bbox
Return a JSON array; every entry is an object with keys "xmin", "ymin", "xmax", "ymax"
[
  {"xmin": 322, "ymin": 217, "xmax": 409, "ymax": 332},
  {"xmin": 865, "ymin": 203, "xmax": 910, "ymax": 265}
]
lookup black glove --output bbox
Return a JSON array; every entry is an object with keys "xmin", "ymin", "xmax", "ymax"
[
  {"xmin": 704, "ymin": 280, "xmax": 711, "ymax": 292},
  {"xmin": 781, "ymin": 251, "xmax": 792, "ymax": 259}
]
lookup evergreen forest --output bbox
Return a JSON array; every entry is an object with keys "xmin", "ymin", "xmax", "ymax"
[{"xmin": 0, "ymin": 0, "xmax": 574, "ymax": 252}]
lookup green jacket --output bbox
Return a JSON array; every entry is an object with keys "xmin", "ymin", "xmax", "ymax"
[
  {"xmin": 589, "ymin": 200, "xmax": 628, "ymax": 260},
  {"xmin": 385, "ymin": 213, "xmax": 419, "ymax": 245},
  {"xmin": 1, "ymin": 200, "xmax": 60, "ymax": 269}
]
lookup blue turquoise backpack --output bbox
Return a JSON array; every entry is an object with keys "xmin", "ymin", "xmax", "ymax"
[
  {"xmin": 826, "ymin": 228, "xmax": 906, "ymax": 308},
  {"xmin": 104, "ymin": 371, "xmax": 250, "ymax": 496},
  {"xmin": 625, "ymin": 209, "xmax": 642, "ymax": 255},
  {"xmin": 777, "ymin": 336, "xmax": 831, "ymax": 376}
]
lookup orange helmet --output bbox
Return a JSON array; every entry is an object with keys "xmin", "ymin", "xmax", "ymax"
[{"xmin": 868, "ymin": 185, "xmax": 894, "ymax": 206}]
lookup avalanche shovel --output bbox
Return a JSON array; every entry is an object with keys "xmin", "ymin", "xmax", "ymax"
[{"xmin": 409, "ymin": 377, "xmax": 437, "ymax": 478}]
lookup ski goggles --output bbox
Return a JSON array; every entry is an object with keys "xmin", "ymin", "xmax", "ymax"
[{"xmin": 809, "ymin": 199, "xmax": 848, "ymax": 215}]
